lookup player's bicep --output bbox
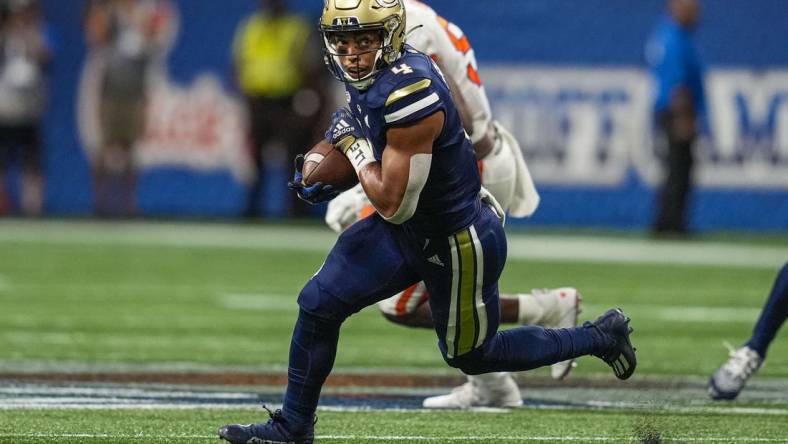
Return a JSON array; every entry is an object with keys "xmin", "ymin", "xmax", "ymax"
[
  {"xmin": 377, "ymin": 112, "xmax": 444, "ymax": 223},
  {"xmin": 388, "ymin": 110, "xmax": 443, "ymax": 153}
]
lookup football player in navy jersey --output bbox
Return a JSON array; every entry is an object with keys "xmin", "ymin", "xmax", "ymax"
[{"xmin": 218, "ymin": 2, "xmax": 637, "ymax": 443}]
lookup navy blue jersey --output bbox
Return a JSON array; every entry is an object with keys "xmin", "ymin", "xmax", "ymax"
[{"xmin": 345, "ymin": 45, "xmax": 481, "ymax": 237}]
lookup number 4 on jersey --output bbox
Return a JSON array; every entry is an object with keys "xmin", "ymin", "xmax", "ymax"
[{"xmin": 392, "ymin": 63, "xmax": 414, "ymax": 75}]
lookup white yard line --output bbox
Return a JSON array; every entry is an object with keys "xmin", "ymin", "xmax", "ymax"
[
  {"xmin": 0, "ymin": 221, "xmax": 337, "ymax": 252},
  {"xmin": 315, "ymin": 437, "xmax": 788, "ymax": 442},
  {"xmin": 506, "ymin": 236, "xmax": 787, "ymax": 269},
  {"xmin": 583, "ymin": 304, "xmax": 763, "ymax": 323},
  {"xmin": 0, "ymin": 402, "xmax": 253, "ymax": 410},
  {"xmin": 0, "ymin": 433, "xmax": 786, "ymax": 442},
  {"xmin": 218, "ymin": 293, "xmax": 299, "ymax": 311},
  {"xmin": 0, "ymin": 331, "xmax": 252, "ymax": 350},
  {"xmin": 2, "ymin": 383, "xmax": 788, "ymax": 416},
  {"xmin": 219, "ymin": 295, "xmax": 766, "ymax": 321},
  {"xmin": 0, "ymin": 220, "xmax": 784, "ymax": 269},
  {"xmin": 222, "ymin": 294, "xmax": 762, "ymax": 322},
  {"xmin": 0, "ymin": 359, "xmax": 456, "ymax": 375},
  {"xmin": 0, "ymin": 385, "xmax": 255, "ymax": 398}
]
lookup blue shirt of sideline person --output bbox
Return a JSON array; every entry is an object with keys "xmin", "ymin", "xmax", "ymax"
[{"xmin": 645, "ymin": 0, "xmax": 705, "ymax": 235}]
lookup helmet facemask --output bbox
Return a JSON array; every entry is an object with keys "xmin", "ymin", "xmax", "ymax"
[{"xmin": 323, "ymin": 28, "xmax": 384, "ymax": 90}]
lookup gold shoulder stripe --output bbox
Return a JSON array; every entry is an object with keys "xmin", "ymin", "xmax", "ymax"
[{"xmin": 385, "ymin": 79, "xmax": 432, "ymax": 106}]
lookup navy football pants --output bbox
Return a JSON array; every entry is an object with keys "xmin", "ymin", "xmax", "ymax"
[
  {"xmin": 284, "ymin": 206, "xmax": 609, "ymax": 425},
  {"xmin": 298, "ymin": 205, "xmax": 507, "ymax": 360}
]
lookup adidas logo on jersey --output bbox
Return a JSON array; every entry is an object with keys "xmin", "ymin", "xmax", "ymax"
[
  {"xmin": 427, "ymin": 254, "xmax": 445, "ymax": 267},
  {"xmin": 331, "ymin": 119, "xmax": 355, "ymax": 140}
]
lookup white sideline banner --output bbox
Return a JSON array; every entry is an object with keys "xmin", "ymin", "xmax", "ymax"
[{"xmin": 482, "ymin": 66, "xmax": 788, "ymax": 190}]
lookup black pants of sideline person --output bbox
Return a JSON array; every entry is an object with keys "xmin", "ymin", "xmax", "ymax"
[
  {"xmin": 653, "ymin": 111, "xmax": 694, "ymax": 235},
  {"xmin": 245, "ymin": 95, "xmax": 314, "ymax": 219}
]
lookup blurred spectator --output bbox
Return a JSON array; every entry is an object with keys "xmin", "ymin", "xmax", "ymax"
[
  {"xmin": 232, "ymin": 0, "xmax": 330, "ymax": 218},
  {"xmin": 0, "ymin": 0, "xmax": 51, "ymax": 217},
  {"xmin": 645, "ymin": 0, "xmax": 706, "ymax": 235},
  {"xmin": 84, "ymin": 0, "xmax": 169, "ymax": 218}
]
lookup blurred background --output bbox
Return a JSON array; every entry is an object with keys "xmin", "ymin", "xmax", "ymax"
[{"xmin": 0, "ymin": 0, "xmax": 786, "ymax": 234}]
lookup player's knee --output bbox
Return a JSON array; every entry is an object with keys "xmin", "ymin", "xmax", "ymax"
[
  {"xmin": 297, "ymin": 279, "xmax": 351, "ymax": 322},
  {"xmin": 443, "ymin": 349, "xmax": 487, "ymax": 375}
]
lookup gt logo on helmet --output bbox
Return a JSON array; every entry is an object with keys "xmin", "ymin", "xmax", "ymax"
[{"xmin": 374, "ymin": 0, "xmax": 400, "ymax": 7}]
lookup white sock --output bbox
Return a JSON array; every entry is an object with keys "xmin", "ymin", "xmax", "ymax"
[
  {"xmin": 468, "ymin": 372, "xmax": 510, "ymax": 389},
  {"xmin": 517, "ymin": 293, "xmax": 544, "ymax": 325}
]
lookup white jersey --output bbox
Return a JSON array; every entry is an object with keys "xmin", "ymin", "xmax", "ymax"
[{"xmin": 404, "ymin": 0, "xmax": 492, "ymax": 144}]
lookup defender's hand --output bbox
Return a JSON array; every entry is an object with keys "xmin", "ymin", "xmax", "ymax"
[
  {"xmin": 325, "ymin": 183, "xmax": 369, "ymax": 233},
  {"xmin": 287, "ymin": 154, "xmax": 339, "ymax": 204}
]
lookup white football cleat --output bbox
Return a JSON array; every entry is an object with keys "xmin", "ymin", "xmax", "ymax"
[
  {"xmin": 422, "ymin": 373, "xmax": 523, "ymax": 409},
  {"xmin": 708, "ymin": 344, "xmax": 762, "ymax": 400},
  {"xmin": 531, "ymin": 287, "xmax": 582, "ymax": 379}
]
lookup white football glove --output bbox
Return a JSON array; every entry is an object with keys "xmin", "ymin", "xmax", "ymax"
[{"xmin": 325, "ymin": 183, "xmax": 369, "ymax": 233}]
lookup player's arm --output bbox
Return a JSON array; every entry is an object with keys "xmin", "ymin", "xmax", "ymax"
[
  {"xmin": 426, "ymin": 16, "xmax": 494, "ymax": 159},
  {"xmin": 436, "ymin": 62, "xmax": 494, "ymax": 159},
  {"xmin": 442, "ymin": 64, "xmax": 495, "ymax": 160},
  {"xmin": 356, "ymin": 111, "xmax": 443, "ymax": 222},
  {"xmin": 669, "ymin": 86, "xmax": 696, "ymax": 143}
]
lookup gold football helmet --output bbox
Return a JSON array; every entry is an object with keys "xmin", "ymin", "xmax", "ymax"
[{"xmin": 320, "ymin": 0, "xmax": 407, "ymax": 89}]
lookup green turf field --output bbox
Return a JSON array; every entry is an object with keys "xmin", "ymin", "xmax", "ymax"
[
  {"xmin": 3, "ymin": 408, "xmax": 788, "ymax": 443},
  {"xmin": 1, "ymin": 219, "xmax": 787, "ymax": 443}
]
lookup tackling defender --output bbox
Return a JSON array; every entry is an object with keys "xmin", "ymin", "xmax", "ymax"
[
  {"xmin": 324, "ymin": 0, "xmax": 580, "ymax": 409},
  {"xmin": 219, "ymin": 2, "xmax": 636, "ymax": 443}
]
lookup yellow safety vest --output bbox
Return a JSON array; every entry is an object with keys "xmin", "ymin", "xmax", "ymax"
[{"xmin": 234, "ymin": 13, "xmax": 309, "ymax": 97}]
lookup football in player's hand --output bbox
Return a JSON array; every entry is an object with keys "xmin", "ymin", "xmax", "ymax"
[{"xmin": 302, "ymin": 140, "xmax": 358, "ymax": 191}]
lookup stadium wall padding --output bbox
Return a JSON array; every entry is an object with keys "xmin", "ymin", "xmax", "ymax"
[{"xmin": 32, "ymin": 0, "xmax": 788, "ymax": 232}]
